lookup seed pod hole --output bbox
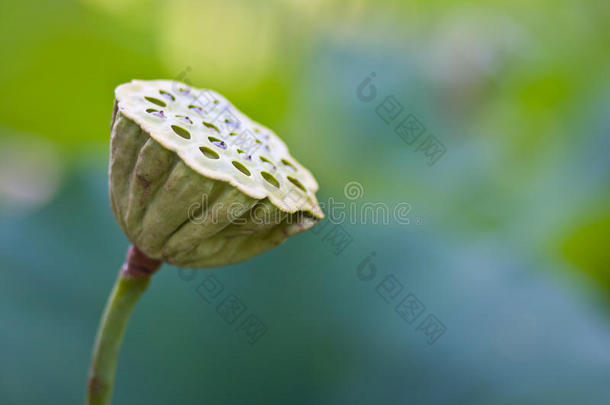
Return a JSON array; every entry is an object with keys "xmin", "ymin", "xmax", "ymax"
[
  {"xmin": 146, "ymin": 108, "xmax": 165, "ymax": 119},
  {"xmin": 189, "ymin": 105, "xmax": 204, "ymax": 114},
  {"xmin": 224, "ymin": 119, "xmax": 239, "ymax": 129},
  {"xmin": 171, "ymin": 125, "xmax": 190, "ymax": 139},
  {"xmin": 232, "ymin": 161, "xmax": 251, "ymax": 176},
  {"xmin": 208, "ymin": 137, "xmax": 226, "ymax": 149},
  {"xmin": 159, "ymin": 90, "xmax": 175, "ymax": 102},
  {"xmin": 199, "ymin": 146, "xmax": 220, "ymax": 159},
  {"xmin": 281, "ymin": 159, "xmax": 297, "ymax": 171},
  {"xmin": 287, "ymin": 176, "xmax": 307, "ymax": 192},
  {"xmin": 261, "ymin": 171, "xmax": 280, "ymax": 188},
  {"xmin": 259, "ymin": 156, "xmax": 275, "ymax": 170},
  {"xmin": 203, "ymin": 121, "xmax": 220, "ymax": 133},
  {"xmin": 237, "ymin": 149, "xmax": 252, "ymax": 160},
  {"xmin": 145, "ymin": 96, "xmax": 166, "ymax": 107},
  {"xmin": 176, "ymin": 115, "xmax": 193, "ymax": 125}
]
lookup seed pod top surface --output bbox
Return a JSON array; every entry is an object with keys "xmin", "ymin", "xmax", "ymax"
[{"xmin": 114, "ymin": 80, "xmax": 323, "ymax": 218}]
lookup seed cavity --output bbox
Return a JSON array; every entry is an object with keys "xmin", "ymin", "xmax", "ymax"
[
  {"xmin": 171, "ymin": 125, "xmax": 190, "ymax": 139},
  {"xmin": 145, "ymin": 96, "xmax": 166, "ymax": 107},
  {"xmin": 281, "ymin": 159, "xmax": 297, "ymax": 171},
  {"xmin": 208, "ymin": 136, "xmax": 226, "ymax": 149},
  {"xmin": 203, "ymin": 121, "xmax": 220, "ymax": 133},
  {"xmin": 224, "ymin": 118, "xmax": 239, "ymax": 129},
  {"xmin": 146, "ymin": 108, "xmax": 165, "ymax": 119},
  {"xmin": 200, "ymin": 146, "xmax": 219, "ymax": 159},
  {"xmin": 176, "ymin": 115, "xmax": 193, "ymax": 125},
  {"xmin": 232, "ymin": 161, "xmax": 251, "ymax": 176},
  {"xmin": 237, "ymin": 149, "xmax": 252, "ymax": 160},
  {"xmin": 159, "ymin": 90, "xmax": 175, "ymax": 102},
  {"xmin": 259, "ymin": 156, "xmax": 275, "ymax": 170},
  {"xmin": 189, "ymin": 105, "xmax": 204, "ymax": 114},
  {"xmin": 261, "ymin": 171, "xmax": 280, "ymax": 188},
  {"xmin": 287, "ymin": 176, "xmax": 307, "ymax": 192}
]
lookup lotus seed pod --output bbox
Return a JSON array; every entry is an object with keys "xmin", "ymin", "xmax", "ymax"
[{"xmin": 109, "ymin": 80, "xmax": 324, "ymax": 267}]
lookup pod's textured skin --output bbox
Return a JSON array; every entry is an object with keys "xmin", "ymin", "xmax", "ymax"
[{"xmin": 109, "ymin": 80, "xmax": 323, "ymax": 267}]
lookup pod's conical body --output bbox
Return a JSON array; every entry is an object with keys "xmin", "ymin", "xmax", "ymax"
[{"xmin": 109, "ymin": 80, "xmax": 323, "ymax": 267}]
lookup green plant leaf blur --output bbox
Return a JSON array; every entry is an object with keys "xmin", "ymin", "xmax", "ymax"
[{"xmin": 1, "ymin": 1, "xmax": 610, "ymax": 404}]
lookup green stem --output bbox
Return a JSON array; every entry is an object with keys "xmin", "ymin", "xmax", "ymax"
[{"xmin": 87, "ymin": 246, "xmax": 160, "ymax": 405}]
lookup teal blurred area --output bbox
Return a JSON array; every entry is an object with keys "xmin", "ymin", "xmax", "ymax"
[{"xmin": 1, "ymin": 0, "xmax": 610, "ymax": 404}]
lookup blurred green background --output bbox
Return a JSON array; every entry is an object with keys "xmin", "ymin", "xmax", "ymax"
[{"xmin": 1, "ymin": 0, "xmax": 610, "ymax": 404}]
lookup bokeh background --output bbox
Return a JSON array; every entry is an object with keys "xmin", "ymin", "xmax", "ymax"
[{"xmin": 2, "ymin": 0, "xmax": 610, "ymax": 404}]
